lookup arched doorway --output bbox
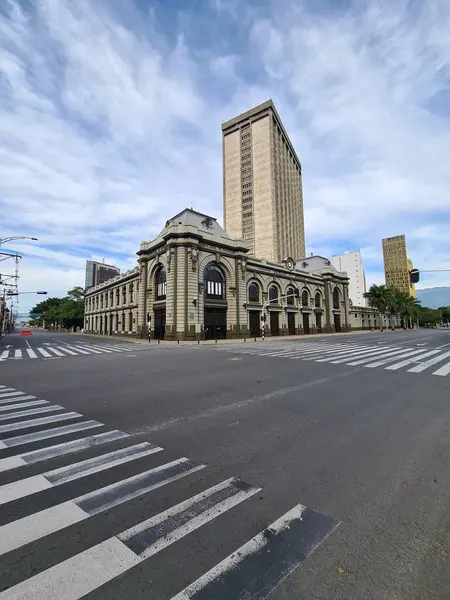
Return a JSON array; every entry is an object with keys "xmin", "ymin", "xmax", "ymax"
[
  {"xmin": 154, "ymin": 266, "xmax": 167, "ymax": 340},
  {"xmin": 204, "ymin": 264, "xmax": 226, "ymax": 340},
  {"xmin": 248, "ymin": 282, "xmax": 261, "ymax": 337}
]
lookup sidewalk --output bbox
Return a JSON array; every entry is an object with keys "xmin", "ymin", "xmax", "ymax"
[{"xmin": 79, "ymin": 328, "xmax": 405, "ymax": 347}]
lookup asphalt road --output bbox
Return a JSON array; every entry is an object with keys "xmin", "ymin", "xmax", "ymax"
[{"xmin": 0, "ymin": 327, "xmax": 449, "ymax": 599}]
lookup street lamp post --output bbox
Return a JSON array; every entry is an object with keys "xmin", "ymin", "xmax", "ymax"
[
  {"xmin": 6, "ymin": 291, "xmax": 47, "ymax": 296},
  {"xmin": 0, "ymin": 236, "xmax": 38, "ymax": 247}
]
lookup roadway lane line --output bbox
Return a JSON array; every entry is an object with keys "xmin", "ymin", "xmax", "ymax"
[
  {"xmin": 364, "ymin": 348, "xmax": 430, "ymax": 368},
  {"xmin": 0, "ymin": 442, "xmax": 163, "ymax": 505},
  {"xmin": 0, "ymin": 404, "xmax": 64, "ymax": 422},
  {"xmin": 0, "ymin": 395, "xmax": 36, "ymax": 405},
  {"xmin": 171, "ymin": 503, "xmax": 340, "ymax": 600},
  {"xmin": 385, "ymin": 349, "xmax": 442, "ymax": 371},
  {"xmin": 0, "ymin": 411, "xmax": 81, "ymax": 434},
  {"xmin": 436, "ymin": 342, "xmax": 450, "ymax": 349},
  {"xmin": 0, "ymin": 430, "xmax": 128, "ymax": 472},
  {"xmin": 36, "ymin": 347, "xmax": 52, "ymax": 357},
  {"xmin": 330, "ymin": 346, "xmax": 402, "ymax": 364},
  {"xmin": 432, "ymin": 360, "xmax": 450, "ymax": 377},
  {"xmin": 55, "ymin": 346, "xmax": 78, "ymax": 355},
  {"xmin": 0, "ymin": 400, "xmax": 48, "ymax": 412},
  {"xmin": 0, "ymin": 457, "xmax": 205, "ymax": 555},
  {"xmin": 0, "ymin": 420, "xmax": 103, "ymax": 449},
  {"xmin": 0, "ymin": 389, "xmax": 20, "ymax": 397},
  {"xmin": 0, "ymin": 478, "xmax": 258, "ymax": 600},
  {"xmin": 347, "ymin": 347, "xmax": 414, "ymax": 366},
  {"xmin": 47, "ymin": 347, "xmax": 65, "ymax": 357},
  {"xmin": 408, "ymin": 351, "xmax": 450, "ymax": 373}
]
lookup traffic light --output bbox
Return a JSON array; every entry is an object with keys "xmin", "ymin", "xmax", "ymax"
[{"xmin": 410, "ymin": 269, "xmax": 420, "ymax": 284}]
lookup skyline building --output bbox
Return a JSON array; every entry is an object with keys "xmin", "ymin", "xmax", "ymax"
[
  {"xmin": 382, "ymin": 235, "xmax": 416, "ymax": 297},
  {"xmin": 222, "ymin": 99, "xmax": 305, "ymax": 263},
  {"xmin": 331, "ymin": 250, "xmax": 367, "ymax": 307},
  {"xmin": 85, "ymin": 260, "xmax": 120, "ymax": 290}
]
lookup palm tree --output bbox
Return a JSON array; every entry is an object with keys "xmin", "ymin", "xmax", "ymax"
[{"xmin": 364, "ymin": 284, "xmax": 392, "ymax": 331}]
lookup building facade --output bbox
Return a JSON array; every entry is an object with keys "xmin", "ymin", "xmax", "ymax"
[
  {"xmin": 84, "ymin": 209, "xmax": 351, "ymax": 340},
  {"xmin": 85, "ymin": 260, "xmax": 120, "ymax": 290},
  {"xmin": 382, "ymin": 235, "xmax": 415, "ymax": 296},
  {"xmin": 222, "ymin": 100, "xmax": 305, "ymax": 263},
  {"xmin": 331, "ymin": 250, "xmax": 367, "ymax": 307}
]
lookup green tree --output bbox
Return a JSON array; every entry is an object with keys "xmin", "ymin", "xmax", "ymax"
[
  {"xmin": 67, "ymin": 286, "xmax": 86, "ymax": 301},
  {"xmin": 364, "ymin": 284, "xmax": 393, "ymax": 330},
  {"xmin": 29, "ymin": 287, "xmax": 85, "ymax": 330}
]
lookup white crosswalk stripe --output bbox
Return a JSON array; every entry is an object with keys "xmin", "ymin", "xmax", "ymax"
[
  {"xmin": 217, "ymin": 341, "xmax": 450, "ymax": 378},
  {"xmin": 0, "ymin": 384, "xmax": 339, "ymax": 600},
  {"xmin": 0, "ymin": 341, "xmax": 148, "ymax": 362}
]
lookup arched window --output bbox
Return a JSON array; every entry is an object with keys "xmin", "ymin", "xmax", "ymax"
[
  {"xmin": 155, "ymin": 267, "xmax": 167, "ymax": 300},
  {"xmin": 269, "ymin": 285, "xmax": 278, "ymax": 305},
  {"xmin": 333, "ymin": 288, "xmax": 340, "ymax": 309},
  {"xmin": 287, "ymin": 286, "xmax": 295, "ymax": 305},
  {"xmin": 204, "ymin": 264, "xmax": 225, "ymax": 300},
  {"xmin": 248, "ymin": 282, "xmax": 260, "ymax": 303},
  {"xmin": 315, "ymin": 292, "xmax": 321, "ymax": 308},
  {"xmin": 302, "ymin": 290, "xmax": 309, "ymax": 307}
]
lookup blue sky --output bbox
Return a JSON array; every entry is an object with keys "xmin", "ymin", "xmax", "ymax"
[{"xmin": 1, "ymin": 0, "xmax": 450, "ymax": 313}]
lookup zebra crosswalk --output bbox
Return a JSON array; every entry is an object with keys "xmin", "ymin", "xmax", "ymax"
[
  {"xmin": 0, "ymin": 384, "xmax": 339, "ymax": 599},
  {"xmin": 0, "ymin": 341, "xmax": 145, "ymax": 362},
  {"xmin": 216, "ymin": 340, "xmax": 450, "ymax": 377}
]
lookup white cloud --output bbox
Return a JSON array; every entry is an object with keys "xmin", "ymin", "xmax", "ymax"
[{"xmin": 1, "ymin": 0, "xmax": 450, "ymax": 316}]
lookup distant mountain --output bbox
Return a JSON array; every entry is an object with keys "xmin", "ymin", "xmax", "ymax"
[{"xmin": 416, "ymin": 287, "xmax": 450, "ymax": 309}]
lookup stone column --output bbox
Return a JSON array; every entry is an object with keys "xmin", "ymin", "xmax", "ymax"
[
  {"xmin": 323, "ymin": 279, "xmax": 333, "ymax": 333},
  {"xmin": 137, "ymin": 259, "xmax": 148, "ymax": 338}
]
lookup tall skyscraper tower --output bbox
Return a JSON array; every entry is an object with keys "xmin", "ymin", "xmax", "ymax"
[
  {"xmin": 382, "ymin": 234, "xmax": 416, "ymax": 297},
  {"xmin": 222, "ymin": 100, "xmax": 305, "ymax": 263}
]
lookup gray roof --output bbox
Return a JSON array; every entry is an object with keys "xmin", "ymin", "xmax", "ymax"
[
  {"xmin": 295, "ymin": 255, "xmax": 341, "ymax": 274},
  {"xmin": 157, "ymin": 208, "xmax": 231, "ymax": 240}
]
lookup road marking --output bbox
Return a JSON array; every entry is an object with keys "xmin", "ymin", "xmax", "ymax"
[
  {"xmin": 436, "ymin": 342, "xmax": 450, "ymax": 349},
  {"xmin": 73, "ymin": 344, "xmax": 102, "ymax": 354},
  {"xmin": 54, "ymin": 346, "xmax": 78, "ymax": 355},
  {"xmin": 347, "ymin": 347, "xmax": 413, "ymax": 366},
  {"xmin": 0, "ymin": 457, "xmax": 204, "ymax": 555},
  {"xmin": 171, "ymin": 503, "xmax": 340, "ymax": 600},
  {"xmin": 0, "ymin": 350, "xmax": 9, "ymax": 359},
  {"xmin": 0, "ymin": 411, "xmax": 81, "ymax": 434},
  {"xmin": 36, "ymin": 347, "xmax": 52, "ymax": 357},
  {"xmin": 364, "ymin": 348, "xmax": 428, "ymax": 368},
  {"xmin": 432, "ymin": 360, "xmax": 450, "ymax": 377},
  {"xmin": 0, "ymin": 404, "xmax": 64, "ymax": 422},
  {"xmin": 0, "ymin": 442, "xmax": 163, "ymax": 505},
  {"xmin": 0, "ymin": 399, "xmax": 48, "ymax": 412},
  {"xmin": 0, "ymin": 536, "xmax": 140, "ymax": 600},
  {"xmin": 25, "ymin": 339, "xmax": 32, "ymax": 349},
  {"xmin": 0, "ymin": 419, "xmax": 103, "ymax": 448},
  {"xmin": 408, "ymin": 351, "xmax": 450, "ymax": 373},
  {"xmin": 26, "ymin": 348, "xmax": 38, "ymax": 358},
  {"xmin": 385, "ymin": 349, "xmax": 442, "ymax": 371},
  {"xmin": 329, "ymin": 346, "xmax": 402, "ymax": 364},
  {"xmin": 82, "ymin": 344, "xmax": 114, "ymax": 353},
  {"xmin": 47, "ymin": 347, "xmax": 65, "ymax": 357},
  {"xmin": 0, "ymin": 395, "xmax": 36, "ymax": 405},
  {"xmin": 119, "ymin": 477, "xmax": 261, "ymax": 559},
  {"xmin": 302, "ymin": 345, "xmax": 371, "ymax": 361},
  {"xmin": 1, "ymin": 477, "xmax": 258, "ymax": 600},
  {"xmin": 315, "ymin": 345, "xmax": 381, "ymax": 362},
  {"xmin": 0, "ymin": 430, "xmax": 128, "ymax": 472},
  {"xmin": 0, "ymin": 389, "xmax": 22, "ymax": 398},
  {"xmin": 14, "ymin": 349, "xmax": 22, "ymax": 359}
]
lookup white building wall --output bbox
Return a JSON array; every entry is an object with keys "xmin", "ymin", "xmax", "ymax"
[{"xmin": 331, "ymin": 250, "xmax": 367, "ymax": 307}]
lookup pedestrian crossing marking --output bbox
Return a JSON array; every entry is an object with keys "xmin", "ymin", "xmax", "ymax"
[
  {"xmin": 216, "ymin": 341, "xmax": 450, "ymax": 377},
  {"xmin": 0, "ymin": 342, "xmax": 147, "ymax": 362},
  {"xmin": 0, "ymin": 384, "xmax": 339, "ymax": 599}
]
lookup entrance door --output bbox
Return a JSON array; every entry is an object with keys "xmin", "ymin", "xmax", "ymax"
[
  {"xmin": 334, "ymin": 313, "xmax": 341, "ymax": 332},
  {"xmin": 249, "ymin": 311, "xmax": 261, "ymax": 337},
  {"xmin": 287, "ymin": 313, "xmax": 295, "ymax": 335},
  {"xmin": 302, "ymin": 312, "xmax": 310, "ymax": 334},
  {"xmin": 316, "ymin": 312, "xmax": 322, "ymax": 332},
  {"xmin": 204, "ymin": 307, "xmax": 227, "ymax": 340},
  {"xmin": 270, "ymin": 312, "xmax": 279, "ymax": 337},
  {"xmin": 154, "ymin": 307, "xmax": 166, "ymax": 340}
]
